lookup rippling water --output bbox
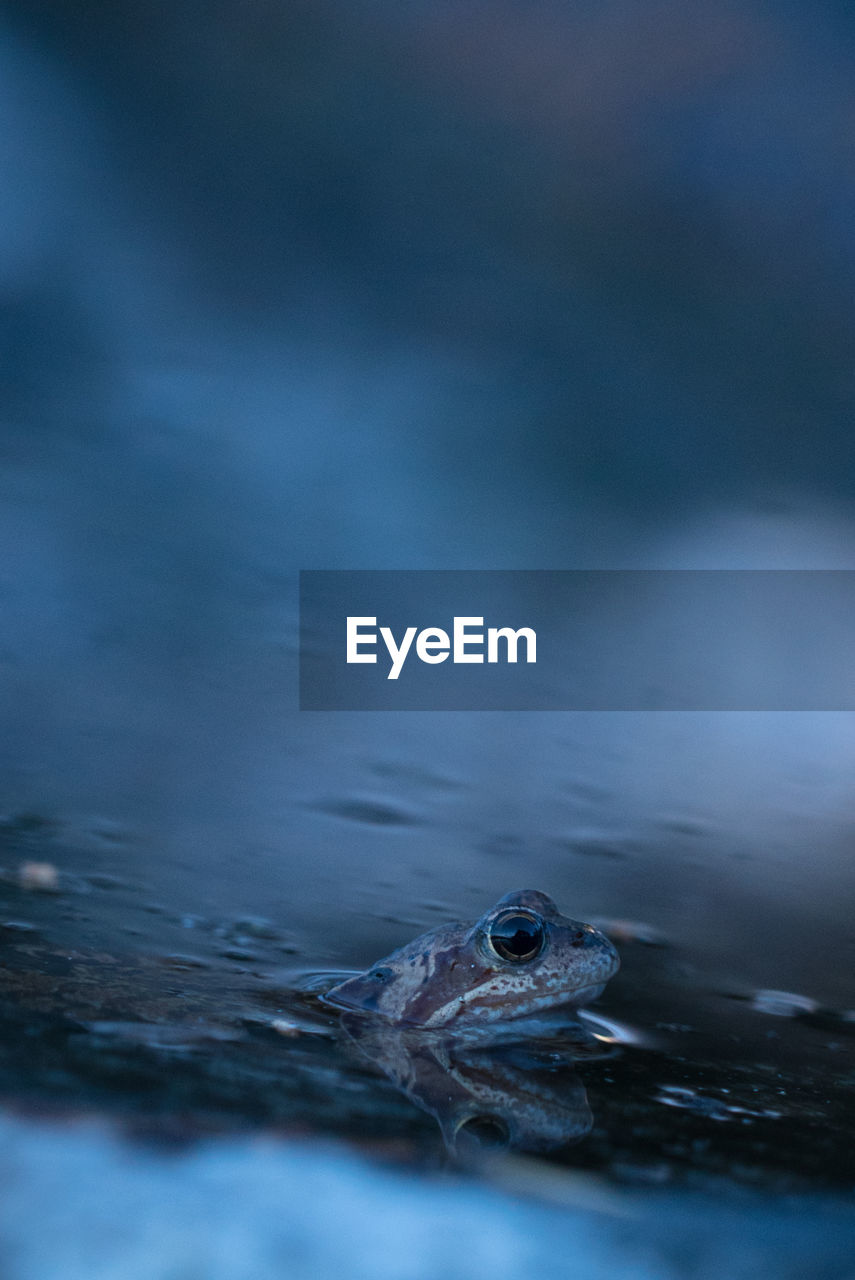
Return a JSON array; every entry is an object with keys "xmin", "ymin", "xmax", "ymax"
[
  {"xmin": 0, "ymin": 804, "xmax": 853, "ymax": 1196},
  {"xmin": 1, "ymin": 0, "xmax": 855, "ymax": 1273}
]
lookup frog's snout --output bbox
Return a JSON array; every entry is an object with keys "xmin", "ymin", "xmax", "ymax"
[
  {"xmin": 597, "ymin": 932, "xmax": 621, "ymax": 976},
  {"xmin": 577, "ymin": 925, "xmax": 621, "ymax": 976}
]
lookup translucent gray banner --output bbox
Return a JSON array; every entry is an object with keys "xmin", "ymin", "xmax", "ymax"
[{"xmin": 299, "ymin": 571, "xmax": 855, "ymax": 710}]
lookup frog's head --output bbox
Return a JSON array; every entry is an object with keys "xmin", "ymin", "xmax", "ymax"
[{"xmin": 324, "ymin": 889, "xmax": 620, "ymax": 1028}]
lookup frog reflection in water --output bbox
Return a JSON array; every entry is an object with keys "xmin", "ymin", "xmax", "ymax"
[
  {"xmin": 325, "ymin": 889, "xmax": 620, "ymax": 1029},
  {"xmin": 337, "ymin": 1009, "xmax": 613, "ymax": 1155},
  {"xmin": 324, "ymin": 890, "xmax": 621, "ymax": 1156}
]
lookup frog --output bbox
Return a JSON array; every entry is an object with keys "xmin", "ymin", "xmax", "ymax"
[{"xmin": 323, "ymin": 889, "xmax": 620, "ymax": 1028}]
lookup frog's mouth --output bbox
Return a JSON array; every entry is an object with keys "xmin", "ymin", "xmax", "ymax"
[
  {"xmin": 481, "ymin": 977, "xmax": 612, "ymax": 1019},
  {"xmin": 565, "ymin": 980, "xmax": 607, "ymax": 1008}
]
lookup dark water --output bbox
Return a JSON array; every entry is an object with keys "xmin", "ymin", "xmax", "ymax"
[
  {"xmin": 1, "ymin": 1, "xmax": 855, "ymax": 1273},
  {"xmin": 0, "ymin": 799, "xmax": 852, "ymax": 1195}
]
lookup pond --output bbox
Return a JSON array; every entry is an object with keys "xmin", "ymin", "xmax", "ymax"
[
  {"xmin": 1, "ymin": 711, "xmax": 853, "ymax": 1190},
  {"xmin": 1, "ymin": 0, "xmax": 855, "ymax": 1273}
]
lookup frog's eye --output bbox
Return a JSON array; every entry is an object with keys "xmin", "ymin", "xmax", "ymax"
[{"xmin": 486, "ymin": 910, "xmax": 545, "ymax": 963}]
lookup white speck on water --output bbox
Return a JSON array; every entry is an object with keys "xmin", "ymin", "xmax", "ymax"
[{"xmin": 751, "ymin": 990, "xmax": 820, "ymax": 1018}]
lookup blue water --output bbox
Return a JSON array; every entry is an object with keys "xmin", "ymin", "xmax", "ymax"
[{"xmin": 1, "ymin": 2, "xmax": 855, "ymax": 1274}]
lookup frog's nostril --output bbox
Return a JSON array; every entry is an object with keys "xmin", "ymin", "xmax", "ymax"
[{"xmin": 369, "ymin": 967, "xmax": 394, "ymax": 983}]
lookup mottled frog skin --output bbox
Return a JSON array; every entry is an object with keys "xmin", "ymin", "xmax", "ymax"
[{"xmin": 324, "ymin": 889, "xmax": 620, "ymax": 1028}]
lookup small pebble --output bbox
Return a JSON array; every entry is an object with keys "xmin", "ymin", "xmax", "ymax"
[
  {"xmin": 18, "ymin": 862, "xmax": 60, "ymax": 892},
  {"xmin": 271, "ymin": 1018, "xmax": 301, "ymax": 1037}
]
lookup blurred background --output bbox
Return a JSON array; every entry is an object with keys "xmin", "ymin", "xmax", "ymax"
[
  {"xmin": 1, "ymin": 0, "xmax": 855, "ymax": 1001},
  {"xmin": 2, "ymin": 5, "xmax": 855, "ymax": 1274}
]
